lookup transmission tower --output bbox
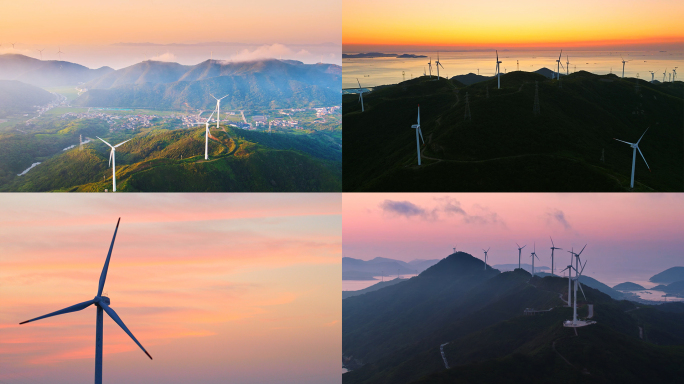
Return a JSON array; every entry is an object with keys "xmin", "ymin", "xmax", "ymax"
[
  {"xmin": 464, "ymin": 92, "xmax": 471, "ymax": 121},
  {"xmin": 533, "ymin": 81, "xmax": 540, "ymax": 115}
]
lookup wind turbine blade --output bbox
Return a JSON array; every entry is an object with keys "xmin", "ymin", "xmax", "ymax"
[
  {"xmin": 637, "ymin": 147, "xmax": 650, "ymax": 170},
  {"xmin": 550, "ymin": 236, "xmax": 555, "ymax": 248},
  {"xmin": 219, "ymin": 95, "xmax": 228, "ymax": 100},
  {"xmin": 613, "ymin": 138, "xmax": 633, "ymax": 145},
  {"xmin": 100, "ymin": 302, "xmax": 153, "ymax": 360},
  {"xmin": 357, "ymin": 78, "xmax": 362, "ymax": 88},
  {"xmin": 114, "ymin": 139, "xmax": 132, "ymax": 148},
  {"xmin": 20, "ymin": 300, "xmax": 95, "ymax": 324},
  {"xmin": 209, "ymin": 93, "xmax": 218, "ymax": 100},
  {"xmin": 97, "ymin": 136, "xmax": 113, "ymax": 148},
  {"xmin": 108, "ymin": 150, "xmax": 113, "ymax": 167},
  {"xmin": 636, "ymin": 127, "xmax": 649, "ymax": 144},
  {"xmin": 578, "ymin": 280, "xmax": 587, "ymax": 301},
  {"xmin": 522, "ymin": 245, "xmax": 526, "ymax": 249},
  {"xmin": 418, "ymin": 128, "xmax": 424, "ymax": 144},
  {"xmin": 577, "ymin": 244, "xmax": 586, "ymax": 257},
  {"xmin": 97, "ymin": 218, "xmax": 121, "ymax": 296}
]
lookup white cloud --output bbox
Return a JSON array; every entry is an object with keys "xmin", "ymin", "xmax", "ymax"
[{"xmin": 150, "ymin": 52, "xmax": 176, "ymax": 62}]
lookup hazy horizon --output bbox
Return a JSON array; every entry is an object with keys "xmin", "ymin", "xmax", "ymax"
[{"xmin": 0, "ymin": 194, "xmax": 342, "ymax": 384}]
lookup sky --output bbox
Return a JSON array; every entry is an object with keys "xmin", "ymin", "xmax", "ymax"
[
  {"xmin": 0, "ymin": 193, "xmax": 341, "ymax": 384},
  {"xmin": 343, "ymin": 193, "xmax": 684, "ymax": 286},
  {"xmin": 343, "ymin": 0, "xmax": 684, "ymax": 51},
  {"xmin": 0, "ymin": 0, "xmax": 341, "ymax": 68}
]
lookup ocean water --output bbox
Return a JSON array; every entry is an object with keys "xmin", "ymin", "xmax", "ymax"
[
  {"xmin": 343, "ymin": 50, "xmax": 684, "ymax": 89},
  {"xmin": 343, "ymin": 274, "xmax": 417, "ymax": 291}
]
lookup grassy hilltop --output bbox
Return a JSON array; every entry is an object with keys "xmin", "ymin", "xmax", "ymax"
[{"xmin": 342, "ymin": 71, "xmax": 683, "ymax": 191}]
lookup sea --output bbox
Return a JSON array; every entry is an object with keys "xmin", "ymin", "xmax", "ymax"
[{"xmin": 342, "ymin": 50, "xmax": 684, "ymax": 89}]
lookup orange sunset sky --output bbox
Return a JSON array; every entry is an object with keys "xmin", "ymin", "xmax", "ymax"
[
  {"xmin": 343, "ymin": 0, "xmax": 684, "ymax": 50},
  {"xmin": 0, "ymin": 194, "xmax": 341, "ymax": 384}
]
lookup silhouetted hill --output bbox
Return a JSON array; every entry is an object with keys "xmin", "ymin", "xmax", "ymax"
[
  {"xmin": 342, "ymin": 71, "xmax": 683, "ymax": 191},
  {"xmin": 650, "ymin": 267, "xmax": 684, "ymax": 283},
  {"xmin": 0, "ymin": 54, "xmax": 113, "ymax": 87},
  {"xmin": 613, "ymin": 282, "xmax": 646, "ymax": 291},
  {"xmin": 343, "ymin": 278, "xmax": 408, "ymax": 299},
  {"xmin": 343, "ymin": 257, "xmax": 440, "ymax": 277},
  {"xmin": 536, "ymin": 272, "xmax": 624, "ymax": 300},
  {"xmin": 343, "ymin": 253, "xmax": 684, "ymax": 384},
  {"xmin": 76, "ymin": 59, "xmax": 341, "ymax": 110},
  {"xmin": 0, "ymin": 80, "xmax": 56, "ymax": 117}
]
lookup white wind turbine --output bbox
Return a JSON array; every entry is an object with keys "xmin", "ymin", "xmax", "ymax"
[
  {"xmin": 97, "ymin": 137, "xmax": 131, "ymax": 192},
  {"xmin": 549, "ymin": 237, "xmax": 562, "ymax": 275},
  {"xmin": 210, "ymin": 94, "xmax": 228, "ymax": 130},
  {"xmin": 663, "ymin": 68, "xmax": 667, "ymax": 83},
  {"xmin": 20, "ymin": 218, "xmax": 152, "ymax": 384},
  {"xmin": 411, "ymin": 105, "xmax": 424, "ymax": 165},
  {"xmin": 482, "ymin": 248, "xmax": 490, "ymax": 270},
  {"xmin": 621, "ymin": 56, "xmax": 629, "ymax": 78},
  {"xmin": 199, "ymin": 109, "xmax": 217, "ymax": 160},
  {"xmin": 428, "ymin": 57, "xmax": 433, "ymax": 78},
  {"xmin": 435, "ymin": 54, "xmax": 444, "ymax": 80},
  {"xmin": 495, "ymin": 50, "xmax": 502, "ymax": 88},
  {"xmin": 530, "ymin": 243, "xmax": 539, "ymax": 276},
  {"xmin": 614, "ymin": 127, "xmax": 650, "ymax": 189},
  {"xmin": 356, "ymin": 78, "xmax": 366, "ymax": 112},
  {"xmin": 516, "ymin": 243, "xmax": 526, "ymax": 269},
  {"xmin": 566, "ymin": 55, "xmax": 570, "ymax": 75},
  {"xmin": 649, "ymin": 71, "xmax": 655, "ymax": 83},
  {"xmin": 673, "ymin": 67, "xmax": 678, "ymax": 82},
  {"xmin": 37, "ymin": 49, "xmax": 45, "ymax": 60},
  {"xmin": 57, "ymin": 46, "xmax": 64, "ymax": 60},
  {"xmin": 563, "ymin": 245, "xmax": 595, "ymax": 328},
  {"xmin": 554, "ymin": 50, "xmax": 565, "ymax": 80}
]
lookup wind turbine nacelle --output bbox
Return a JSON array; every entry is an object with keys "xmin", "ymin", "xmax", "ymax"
[{"xmin": 94, "ymin": 296, "xmax": 111, "ymax": 305}]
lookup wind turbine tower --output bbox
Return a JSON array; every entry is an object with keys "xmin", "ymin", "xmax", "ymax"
[
  {"xmin": 356, "ymin": 78, "xmax": 365, "ymax": 112},
  {"xmin": 97, "ymin": 137, "xmax": 131, "ymax": 192},
  {"xmin": 533, "ymin": 81, "xmax": 540, "ymax": 115},
  {"xmin": 428, "ymin": 58, "xmax": 433, "ymax": 78},
  {"xmin": 464, "ymin": 92, "xmax": 471, "ymax": 121},
  {"xmin": 482, "ymin": 248, "xmax": 490, "ymax": 270},
  {"xmin": 614, "ymin": 127, "xmax": 650, "ymax": 189},
  {"xmin": 549, "ymin": 237, "xmax": 562, "ymax": 275},
  {"xmin": 566, "ymin": 55, "xmax": 570, "ymax": 75},
  {"xmin": 19, "ymin": 219, "xmax": 153, "ymax": 384},
  {"xmin": 663, "ymin": 68, "xmax": 667, "ymax": 83},
  {"xmin": 37, "ymin": 49, "xmax": 45, "ymax": 60},
  {"xmin": 621, "ymin": 56, "xmax": 628, "ymax": 78},
  {"xmin": 674, "ymin": 67, "xmax": 678, "ymax": 82},
  {"xmin": 555, "ymin": 50, "xmax": 563, "ymax": 79},
  {"xmin": 57, "ymin": 47, "xmax": 64, "ymax": 60},
  {"xmin": 411, "ymin": 105, "xmax": 424, "ymax": 165},
  {"xmin": 210, "ymin": 94, "xmax": 228, "ymax": 131},
  {"xmin": 649, "ymin": 71, "xmax": 655, "ymax": 83},
  {"xmin": 495, "ymin": 51, "xmax": 502, "ymax": 89},
  {"xmin": 435, "ymin": 54, "xmax": 444, "ymax": 80},
  {"xmin": 563, "ymin": 245, "xmax": 595, "ymax": 328},
  {"xmin": 516, "ymin": 243, "xmax": 526, "ymax": 269},
  {"xmin": 530, "ymin": 244, "xmax": 539, "ymax": 276}
]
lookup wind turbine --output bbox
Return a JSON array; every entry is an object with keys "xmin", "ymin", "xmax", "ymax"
[
  {"xmin": 614, "ymin": 127, "xmax": 650, "ymax": 189},
  {"xmin": 37, "ymin": 49, "xmax": 45, "ymax": 60},
  {"xmin": 621, "ymin": 56, "xmax": 628, "ymax": 78},
  {"xmin": 20, "ymin": 218, "xmax": 152, "ymax": 384},
  {"xmin": 411, "ymin": 105, "xmax": 424, "ymax": 165},
  {"xmin": 673, "ymin": 67, "xmax": 678, "ymax": 82},
  {"xmin": 482, "ymin": 248, "xmax": 490, "ymax": 270},
  {"xmin": 428, "ymin": 57, "xmax": 433, "ymax": 78},
  {"xmin": 566, "ymin": 55, "xmax": 570, "ymax": 75},
  {"xmin": 663, "ymin": 68, "xmax": 667, "ymax": 82},
  {"xmin": 57, "ymin": 46, "xmax": 64, "ymax": 60},
  {"xmin": 549, "ymin": 237, "xmax": 562, "ymax": 275},
  {"xmin": 97, "ymin": 137, "xmax": 131, "ymax": 192},
  {"xmin": 11, "ymin": 42, "xmax": 16, "ymax": 49},
  {"xmin": 530, "ymin": 243, "xmax": 539, "ymax": 276},
  {"xmin": 555, "ymin": 50, "xmax": 564, "ymax": 80},
  {"xmin": 649, "ymin": 71, "xmax": 655, "ymax": 83},
  {"xmin": 197, "ymin": 109, "xmax": 217, "ymax": 160},
  {"xmin": 563, "ymin": 245, "xmax": 594, "ymax": 328},
  {"xmin": 435, "ymin": 54, "xmax": 444, "ymax": 80},
  {"xmin": 516, "ymin": 243, "xmax": 526, "ymax": 269},
  {"xmin": 495, "ymin": 50, "xmax": 502, "ymax": 88},
  {"xmin": 356, "ymin": 78, "xmax": 365, "ymax": 112},
  {"xmin": 210, "ymin": 94, "xmax": 228, "ymax": 130}
]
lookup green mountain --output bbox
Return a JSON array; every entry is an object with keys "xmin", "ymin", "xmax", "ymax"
[
  {"xmin": 0, "ymin": 124, "xmax": 341, "ymax": 192},
  {"xmin": 343, "ymin": 252, "xmax": 684, "ymax": 384},
  {"xmin": 75, "ymin": 59, "xmax": 341, "ymax": 110},
  {"xmin": 0, "ymin": 80, "xmax": 56, "ymax": 117},
  {"xmin": 0, "ymin": 54, "xmax": 113, "ymax": 87},
  {"xmin": 342, "ymin": 72, "xmax": 683, "ymax": 191}
]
